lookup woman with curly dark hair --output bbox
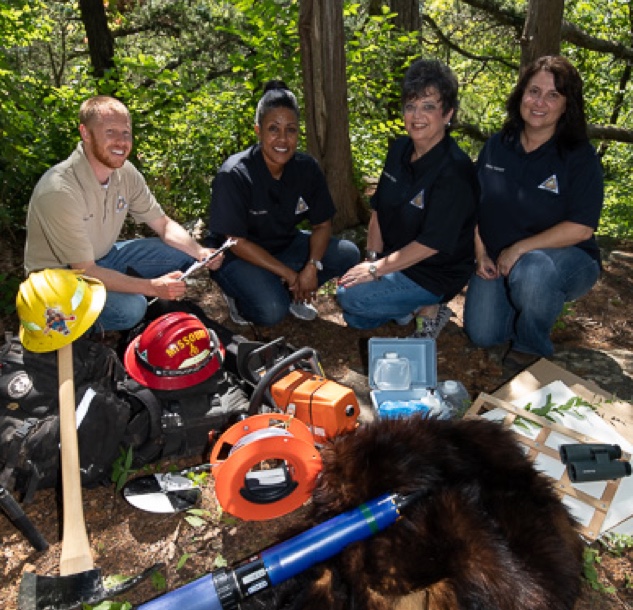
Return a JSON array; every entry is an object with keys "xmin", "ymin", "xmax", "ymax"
[{"xmin": 464, "ymin": 56, "xmax": 603, "ymax": 371}]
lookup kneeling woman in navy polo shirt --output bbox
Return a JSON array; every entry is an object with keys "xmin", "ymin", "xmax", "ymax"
[
  {"xmin": 464, "ymin": 55, "xmax": 603, "ymax": 369},
  {"xmin": 206, "ymin": 80, "xmax": 360, "ymax": 327},
  {"xmin": 337, "ymin": 58, "xmax": 478, "ymax": 337}
]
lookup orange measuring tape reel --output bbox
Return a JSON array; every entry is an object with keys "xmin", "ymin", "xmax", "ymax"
[{"xmin": 209, "ymin": 413, "xmax": 322, "ymax": 521}]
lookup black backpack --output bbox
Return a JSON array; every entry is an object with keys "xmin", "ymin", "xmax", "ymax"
[
  {"xmin": 115, "ymin": 299, "xmax": 253, "ymax": 466},
  {"xmin": 119, "ymin": 369, "xmax": 251, "ymax": 467},
  {"xmin": 0, "ymin": 337, "xmax": 130, "ymax": 502}
]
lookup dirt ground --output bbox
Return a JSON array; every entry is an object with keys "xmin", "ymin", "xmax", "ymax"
[{"xmin": 2, "ymin": 240, "xmax": 633, "ymax": 609}]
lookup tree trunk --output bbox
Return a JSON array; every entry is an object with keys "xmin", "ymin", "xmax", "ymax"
[
  {"xmin": 520, "ymin": 0, "xmax": 564, "ymax": 69},
  {"xmin": 78, "ymin": 0, "xmax": 115, "ymax": 79},
  {"xmin": 299, "ymin": 0, "xmax": 365, "ymax": 232},
  {"xmin": 390, "ymin": 0, "xmax": 421, "ymax": 31}
]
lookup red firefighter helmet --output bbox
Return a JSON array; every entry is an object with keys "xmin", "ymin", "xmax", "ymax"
[{"xmin": 124, "ymin": 312, "xmax": 225, "ymax": 390}]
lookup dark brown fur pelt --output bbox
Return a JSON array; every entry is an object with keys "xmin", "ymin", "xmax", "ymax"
[{"xmin": 241, "ymin": 415, "xmax": 584, "ymax": 610}]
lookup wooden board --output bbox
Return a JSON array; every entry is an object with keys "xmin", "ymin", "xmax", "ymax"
[{"xmin": 466, "ymin": 392, "xmax": 628, "ymax": 541}]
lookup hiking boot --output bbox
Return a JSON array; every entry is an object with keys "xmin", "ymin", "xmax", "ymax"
[
  {"xmin": 221, "ymin": 292, "xmax": 249, "ymax": 326},
  {"xmin": 410, "ymin": 304, "xmax": 453, "ymax": 339},
  {"xmin": 502, "ymin": 349, "xmax": 539, "ymax": 376},
  {"xmin": 289, "ymin": 301, "xmax": 318, "ymax": 321}
]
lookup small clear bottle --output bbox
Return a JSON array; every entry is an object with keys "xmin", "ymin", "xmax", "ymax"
[{"xmin": 438, "ymin": 380, "xmax": 471, "ymax": 417}]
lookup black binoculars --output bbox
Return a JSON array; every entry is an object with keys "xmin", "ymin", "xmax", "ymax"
[{"xmin": 559, "ymin": 443, "xmax": 632, "ymax": 483}]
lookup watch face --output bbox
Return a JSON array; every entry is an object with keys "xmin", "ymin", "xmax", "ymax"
[{"xmin": 310, "ymin": 259, "xmax": 323, "ymax": 270}]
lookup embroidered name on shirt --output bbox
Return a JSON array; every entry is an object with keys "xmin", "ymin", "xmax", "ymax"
[
  {"xmin": 295, "ymin": 196, "xmax": 309, "ymax": 214},
  {"xmin": 484, "ymin": 163, "xmax": 505, "ymax": 172},
  {"xmin": 538, "ymin": 175, "xmax": 559, "ymax": 194},
  {"xmin": 409, "ymin": 189, "xmax": 425, "ymax": 209}
]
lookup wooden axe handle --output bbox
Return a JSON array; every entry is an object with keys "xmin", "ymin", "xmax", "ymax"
[{"xmin": 58, "ymin": 343, "xmax": 94, "ymax": 576}]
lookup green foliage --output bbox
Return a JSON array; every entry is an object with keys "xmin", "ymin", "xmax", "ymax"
[
  {"xmin": 111, "ymin": 446, "xmax": 136, "ymax": 493},
  {"xmin": 513, "ymin": 393, "xmax": 598, "ymax": 432},
  {"xmin": 0, "ymin": 272, "xmax": 20, "ymax": 317},
  {"xmin": 599, "ymin": 532, "xmax": 633, "ymax": 557},
  {"xmin": 0, "ymin": 0, "xmax": 632, "ymax": 240},
  {"xmin": 81, "ymin": 569, "xmax": 165, "ymax": 609},
  {"xmin": 176, "ymin": 553, "xmax": 192, "ymax": 570},
  {"xmin": 151, "ymin": 570, "xmax": 167, "ymax": 591},
  {"xmin": 553, "ymin": 302, "xmax": 575, "ymax": 331},
  {"xmin": 184, "ymin": 507, "xmax": 213, "ymax": 528},
  {"xmin": 583, "ymin": 546, "xmax": 617, "ymax": 594},
  {"xmin": 83, "ymin": 602, "xmax": 132, "ymax": 610}
]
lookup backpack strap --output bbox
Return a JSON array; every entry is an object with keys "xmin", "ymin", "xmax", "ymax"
[
  {"xmin": 0, "ymin": 418, "xmax": 48, "ymax": 503},
  {"xmin": 118, "ymin": 381, "xmax": 165, "ymax": 465},
  {"xmin": 0, "ymin": 418, "xmax": 37, "ymax": 489}
]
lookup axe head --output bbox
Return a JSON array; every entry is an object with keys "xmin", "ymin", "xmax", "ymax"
[{"xmin": 18, "ymin": 564, "xmax": 163, "ymax": 610}]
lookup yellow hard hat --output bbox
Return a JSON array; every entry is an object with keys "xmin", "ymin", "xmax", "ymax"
[{"xmin": 16, "ymin": 269, "xmax": 106, "ymax": 353}]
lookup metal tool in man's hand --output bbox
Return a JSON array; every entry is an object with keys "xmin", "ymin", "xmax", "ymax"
[
  {"xmin": 179, "ymin": 238, "xmax": 237, "ymax": 281},
  {"xmin": 148, "ymin": 238, "xmax": 237, "ymax": 305}
]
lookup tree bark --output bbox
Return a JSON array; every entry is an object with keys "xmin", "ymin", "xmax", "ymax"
[
  {"xmin": 299, "ymin": 0, "xmax": 365, "ymax": 232},
  {"xmin": 390, "ymin": 0, "xmax": 421, "ymax": 31},
  {"xmin": 78, "ymin": 0, "xmax": 115, "ymax": 78},
  {"xmin": 520, "ymin": 0, "xmax": 564, "ymax": 69}
]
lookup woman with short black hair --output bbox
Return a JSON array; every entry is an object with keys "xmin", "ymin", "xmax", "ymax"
[
  {"xmin": 206, "ymin": 80, "xmax": 360, "ymax": 326},
  {"xmin": 337, "ymin": 58, "xmax": 478, "ymax": 337}
]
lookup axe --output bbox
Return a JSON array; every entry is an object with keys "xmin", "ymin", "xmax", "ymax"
[{"xmin": 18, "ymin": 343, "xmax": 160, "ymax": 610}]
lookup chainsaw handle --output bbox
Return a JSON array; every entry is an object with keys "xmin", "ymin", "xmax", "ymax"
[{"xmin": 248, "ymin": 347, "xmax": 322, "ymax": 416}]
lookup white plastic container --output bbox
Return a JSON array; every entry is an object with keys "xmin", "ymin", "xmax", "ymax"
[
  {"xmin": 373, "ymin": 352, "xmax": 411, "ymax": 390},
  {"xmin": 438, "ymin": 380, "xmax": 471, "ymax": 416}
]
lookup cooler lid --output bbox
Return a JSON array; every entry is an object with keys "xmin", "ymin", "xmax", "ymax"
[{"xmin": 368, "ymin": 337, "xmax": 437, "ymax": 391}]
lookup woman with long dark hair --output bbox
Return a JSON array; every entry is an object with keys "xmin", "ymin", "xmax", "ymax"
[{"xmin": 464, "ymin": 56, "xmax": 603, "ymax": 370}]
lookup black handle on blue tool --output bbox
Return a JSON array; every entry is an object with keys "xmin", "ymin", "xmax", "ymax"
[
  {"xmin": 0, "ymin": 485, "xmax": 49, "ymax": 552},
  {"xmin": 136, "ymin": 492, "xmax": 411, "ymax": 610}
]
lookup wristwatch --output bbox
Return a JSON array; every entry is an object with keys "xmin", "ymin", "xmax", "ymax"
[
  {"xmin": 308, "ymin": 259, "xmax": 323, "ymax": 271},
  {"xmin": 368, "ymin": 263, "xmax": 381, "ymax": 281}
]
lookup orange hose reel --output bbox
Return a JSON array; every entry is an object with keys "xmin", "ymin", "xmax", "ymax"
[{"xmin": 209, "ymin": 413, "xmax": 322, "ymax": 521}]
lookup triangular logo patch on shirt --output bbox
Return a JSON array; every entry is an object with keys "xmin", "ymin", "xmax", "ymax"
[
  {"xmin": 409, "ymin": 189, "xmax": 425, "ymax": 209},
  {"xmin": 538, "ymin": 175, "xmax": 559, "ymax": 194},
  {"xmin": 295, "ymin": 196, "xmax": 309, "ymax": 214},
  {"xmin": 116, "ymin": 195, "xmax": 128, "ymax": 212}
]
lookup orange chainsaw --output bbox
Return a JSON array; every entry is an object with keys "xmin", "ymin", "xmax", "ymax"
[{"xmin": 238, "ymin": 339, "xmax": 360, "ymax": 446}]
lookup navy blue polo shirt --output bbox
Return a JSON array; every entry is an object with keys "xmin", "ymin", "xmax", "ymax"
[
  {"xmin": 206, "ymin": 144, "xmax": 336, "ymax": 253},
  {"xmin": 477, "ymin": 131, "xmax": 603, "ymax": 262},
  {"xmin": 371, "ymin": 135, "xmax": 478, "ymax": 299}
]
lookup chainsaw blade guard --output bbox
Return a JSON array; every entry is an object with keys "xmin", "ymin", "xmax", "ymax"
[{"xmin": 210, "ymin": 413, "xmax": 322, "ymax": 521}]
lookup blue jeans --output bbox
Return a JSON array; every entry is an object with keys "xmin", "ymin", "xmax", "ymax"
[
  {"xmin": 336, "ymin": 271, "xmax": 443, "ymax": 330},
  {"xmin": 211, "ymin": 231, "xmax": 360, "ymax": 326},
  {"xmin": 463, "ymin": 247, "xmax": 600, "ymax": 357},
  {"xmin": 94, "ymin": 237, "xmax": 195, "ymax": 331}
]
